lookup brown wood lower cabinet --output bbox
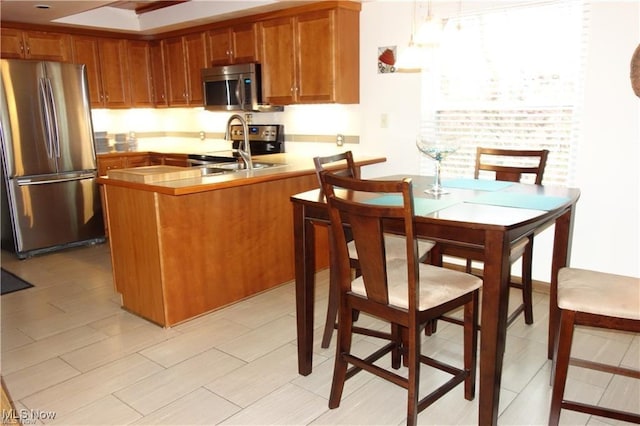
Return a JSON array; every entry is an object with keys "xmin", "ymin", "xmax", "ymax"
[
  {"xmin": 97, "ymin": 153, "xmax": 151, "ymax": 176},
  {"xmin": 97, "ymin": 153, "xmax": 153, "ymax": 237},
  {"xmin": 103, "ymin": 172, "xmax": 329, "ymax": 326}
]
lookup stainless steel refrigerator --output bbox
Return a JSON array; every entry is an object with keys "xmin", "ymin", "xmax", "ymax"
[{"xmin": 0, "ymin": 59, "xmax": 105, "ymax": 259}]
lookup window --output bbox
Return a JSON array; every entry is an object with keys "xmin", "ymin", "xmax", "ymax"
[{"xmin": 420, "ymin": 0, "xmax": 589, "ymax": 186}]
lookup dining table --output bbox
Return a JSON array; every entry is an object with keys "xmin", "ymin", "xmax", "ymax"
[{"xmin": 290, "ymin": 174, "xmax": 580, "ymax": 426}]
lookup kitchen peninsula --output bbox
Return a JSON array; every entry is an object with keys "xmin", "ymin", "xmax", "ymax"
[{"xmin": 98, "ymin": 153, "xmax": 385, "ymax": 327}]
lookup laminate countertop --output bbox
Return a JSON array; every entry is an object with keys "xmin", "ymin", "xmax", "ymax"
[{"xmin": 97, "ymin": 153, "xmax": 386, "ymax": 196}]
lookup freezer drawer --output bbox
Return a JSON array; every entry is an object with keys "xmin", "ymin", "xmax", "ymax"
[{"xmin": 5, "ymin": 175, "xmax": 104, "ymax": 257}]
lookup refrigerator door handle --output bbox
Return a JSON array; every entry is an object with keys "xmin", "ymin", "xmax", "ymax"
[
  {"xmin": 44, "ymin": 78, "xmax": 61, "ymax": 159},
  {"xmin": 16, "ymin": 172, "xmax": 96, "ymax": 186},
  {"xmin": 38, "ymin": 78, "xmax": 54, "ymax": 159}
]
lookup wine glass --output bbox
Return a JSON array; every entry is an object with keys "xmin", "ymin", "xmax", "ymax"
[{"xmin": 416, "ymin": 134, "xmax": 458, "ymax": 194}]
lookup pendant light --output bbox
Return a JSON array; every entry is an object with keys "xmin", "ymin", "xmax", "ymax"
[
  {"xmin": 396, "ymin": 0, "xmax": 443, "ymax": 73},
  {"xmin": 414, "ymin": 1, "xmax": 444, "ymax": 47},
  {"xmin": 395, "ymin": 34, "xmax": 423, "ymax": 73},
  {"xmin": 396, "ymin": 0, "xmax": 422, "ymax": 72}
]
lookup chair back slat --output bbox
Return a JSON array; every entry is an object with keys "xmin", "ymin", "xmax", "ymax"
[
  {"xmin": 349, "ymin": 214, "xmax": 389, "ymax": 304},
  {"xmin": 475, "ymin": 147, "xmax": 549, "ymax": 184},
  {"xmin": 321, "ymin": 172, "xmax": 420, "ymax": 310}
]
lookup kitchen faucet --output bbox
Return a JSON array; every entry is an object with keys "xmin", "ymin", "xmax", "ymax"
[{"xmin": 225, "ymin": 114, "xmax": 253, "ymax": 171}]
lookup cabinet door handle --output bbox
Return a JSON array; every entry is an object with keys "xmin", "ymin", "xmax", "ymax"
[
  {"xmin": 19, "ymin": 42, "xmax": 24, "ymax": 53},
  {"xmin": 26, "ymin": 44, "xmax": 30, "ymax": 55}
]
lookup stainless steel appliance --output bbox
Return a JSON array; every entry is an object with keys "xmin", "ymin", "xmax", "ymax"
[
  {"xmin": 202, "ymin": 63, "xmax": 283, "ymax": 112},
  {"xmin": 187, "ymin": 124, "xmax": 285, "ymax": 166},
  {"xmin": 229, "ymin": 124, "xmax": 284, "ymax": 155},
  {"xmin": 0, "ymin": 59, "xmax": 105, "ymax": 259}
]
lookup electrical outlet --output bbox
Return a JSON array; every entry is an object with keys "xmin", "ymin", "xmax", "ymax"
[
  {"xmin": 336, "ymin": 134, "xmax": 344, "ymax": 146},
  {"xmin": 199, "ymin": 131, "xmax": 206, "ymax": 140}
]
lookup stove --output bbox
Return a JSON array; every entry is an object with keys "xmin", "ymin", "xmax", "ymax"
[
  {"xmin": 229, "ymin": 124, "xmax": 284, "ymax": 155},
  {"xmin": 187, "ymin": 124, "xmax": 284, "ymax": 166}
]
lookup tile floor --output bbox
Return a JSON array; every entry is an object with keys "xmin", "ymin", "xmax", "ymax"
[{"xmin": 1, "ymin": 243, "xmax": 638, "ymax": 425}]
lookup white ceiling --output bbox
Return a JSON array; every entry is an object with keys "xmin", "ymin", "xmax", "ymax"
[{"xmin": 0, "ymin": 0, "xmax": 316, "ymax": 35}]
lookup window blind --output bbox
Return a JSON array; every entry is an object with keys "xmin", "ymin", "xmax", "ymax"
[{"xmin": 419, "ymin": 0, "xmax": 589, "ymax": 187}]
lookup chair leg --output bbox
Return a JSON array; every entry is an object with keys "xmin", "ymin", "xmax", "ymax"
[
  {"xmin": 321, "ymin": 254, "xmax": 340, "ymax": 348},
  {"xmin": 549, "ymin": 309, "xmax": 576, "ymax": 426},
  {"xmin": 322, "ymin": 263, "xmax": 361, "ymax": 348},
  {"xmin": 521, "ymin": 236, "xmax": 534, "ymax": 325},
  {"xmin": 322, "ymin": 231, "xmax": 340, "ymax": 348},
  {"xmin": 424, "ymin": 320, "xmax": 438, "ymax": 336},
  {"xmin": 391, "ymin": 323, "xmax": 403, "ymax": 369},
  {"xmin": 329, "ymin": 298, "xmax": 355, "ymax": 409},
  {"xmin": 464, "ymin": 290, "xmax": 479, "ymax": 400},
  {"xmin": 406, "ymin": 324, "xmax": 421, "ymax": 426},
  {"xmin": 425, "ymin": 245, "xmax": 443, "ymax": 336}
]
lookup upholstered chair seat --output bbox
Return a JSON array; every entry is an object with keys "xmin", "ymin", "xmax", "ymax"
[
  {"xmin": 557, "ymin": 267, "xmax": 640, "ymax": 319},
  {"xmin": 548, "ymin": 267, "xmax": 640, "ymax": 425}
]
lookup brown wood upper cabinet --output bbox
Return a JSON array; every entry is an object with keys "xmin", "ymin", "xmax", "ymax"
[
  {"xmin": 1, "ymin": 28, "xmax": 72, "ymax": 61},
  {"xmin": 207, "ymin": 23, "xmax": 258, "ymax": 65},
  {"xmin": 163, "ymin": 33, "xmax": 208, "ymax": 106},
  {"xmin": 259, "ymin": 6, "xmax": 359, "ymax": 105},
  {"xmin": 150, "ymin": 40, "xmax": 168, "ymax": 107},
  {"xmin": 127, "ymin": 40, "xmax": 154, "ymax": 107},
  {"xmin": 72, "ymin": 36, "xmax": 131, "ymax": 108}
]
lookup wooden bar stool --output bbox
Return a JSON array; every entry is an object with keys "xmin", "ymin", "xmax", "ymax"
[
  {"xmin": 433, "ymin": 147, "xmax": 549, "ymax": 329},
  {"xmin": 321, "ymin": 172, "xmax": 481, "ymax": 426},
  {"xmin": 313, "ymin": 152, "xmax": 434, "ymax": 348},
  {"xmin": 549, "ymin": 267, "xmax": 640, "ymax": 425}
]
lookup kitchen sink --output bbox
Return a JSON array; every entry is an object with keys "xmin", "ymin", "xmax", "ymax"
[
  {"xmin": 215, "ymin": 162, "xmax": 287, "ymax": 171},
  {"xmin": 198, "ymin": 166, "xmax": 228, "ymax": 176},
  {"xmin": 198, "ymin": 162, "xmax": 286, "ymax": 176}
]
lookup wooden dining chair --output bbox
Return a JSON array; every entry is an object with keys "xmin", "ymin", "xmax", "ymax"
[
  {"xmin": 475, "ymin": 147, "xmax": 548, "ymax": 185},
  {"xmin": 313, "ymin": 152, "xmax": 434, "ymax": 348},
  {"xmin": 433, "ymin": 147, "xmax": 549, "ymax": 328},
  {"xmin": 549, "ymin": 267, "xmax": 640, "ymax": 425},
  {"xmin": 321, "ymin": 172, "xmax": 481, "ymax": 426}
]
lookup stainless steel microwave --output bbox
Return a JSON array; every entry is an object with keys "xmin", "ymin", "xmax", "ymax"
[{"xmin": 201, "ymin": 63, "xmax": 282, "ymax": 112}]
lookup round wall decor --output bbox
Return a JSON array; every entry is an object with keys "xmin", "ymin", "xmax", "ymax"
[{"xmin": 631, "ymin": 43, "xmax": 640, "ymax": 97}]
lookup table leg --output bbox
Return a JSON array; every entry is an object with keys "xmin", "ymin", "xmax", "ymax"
[
  {"xmin": 294, "ymin": 203, "xmax": 316, "ymax": 376},
  {"xmin": 478, "ymin": 230, "xmax": 511, "ymax": 426},
  {"xmin": 547, "ymin": 207, "xmax": 575, "ymax": 359}
]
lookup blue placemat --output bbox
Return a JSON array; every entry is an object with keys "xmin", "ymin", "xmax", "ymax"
[
  {"xmin": 468, "ymin": 192, "xmax": 570, "ymax": 211},
  {"xmin": 442, "ymin": 178, "xmax": 514, "ymax": 191},
  {"xmin": 365, "ymin": 195, "xmax": 458, "ymax": 215}
]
